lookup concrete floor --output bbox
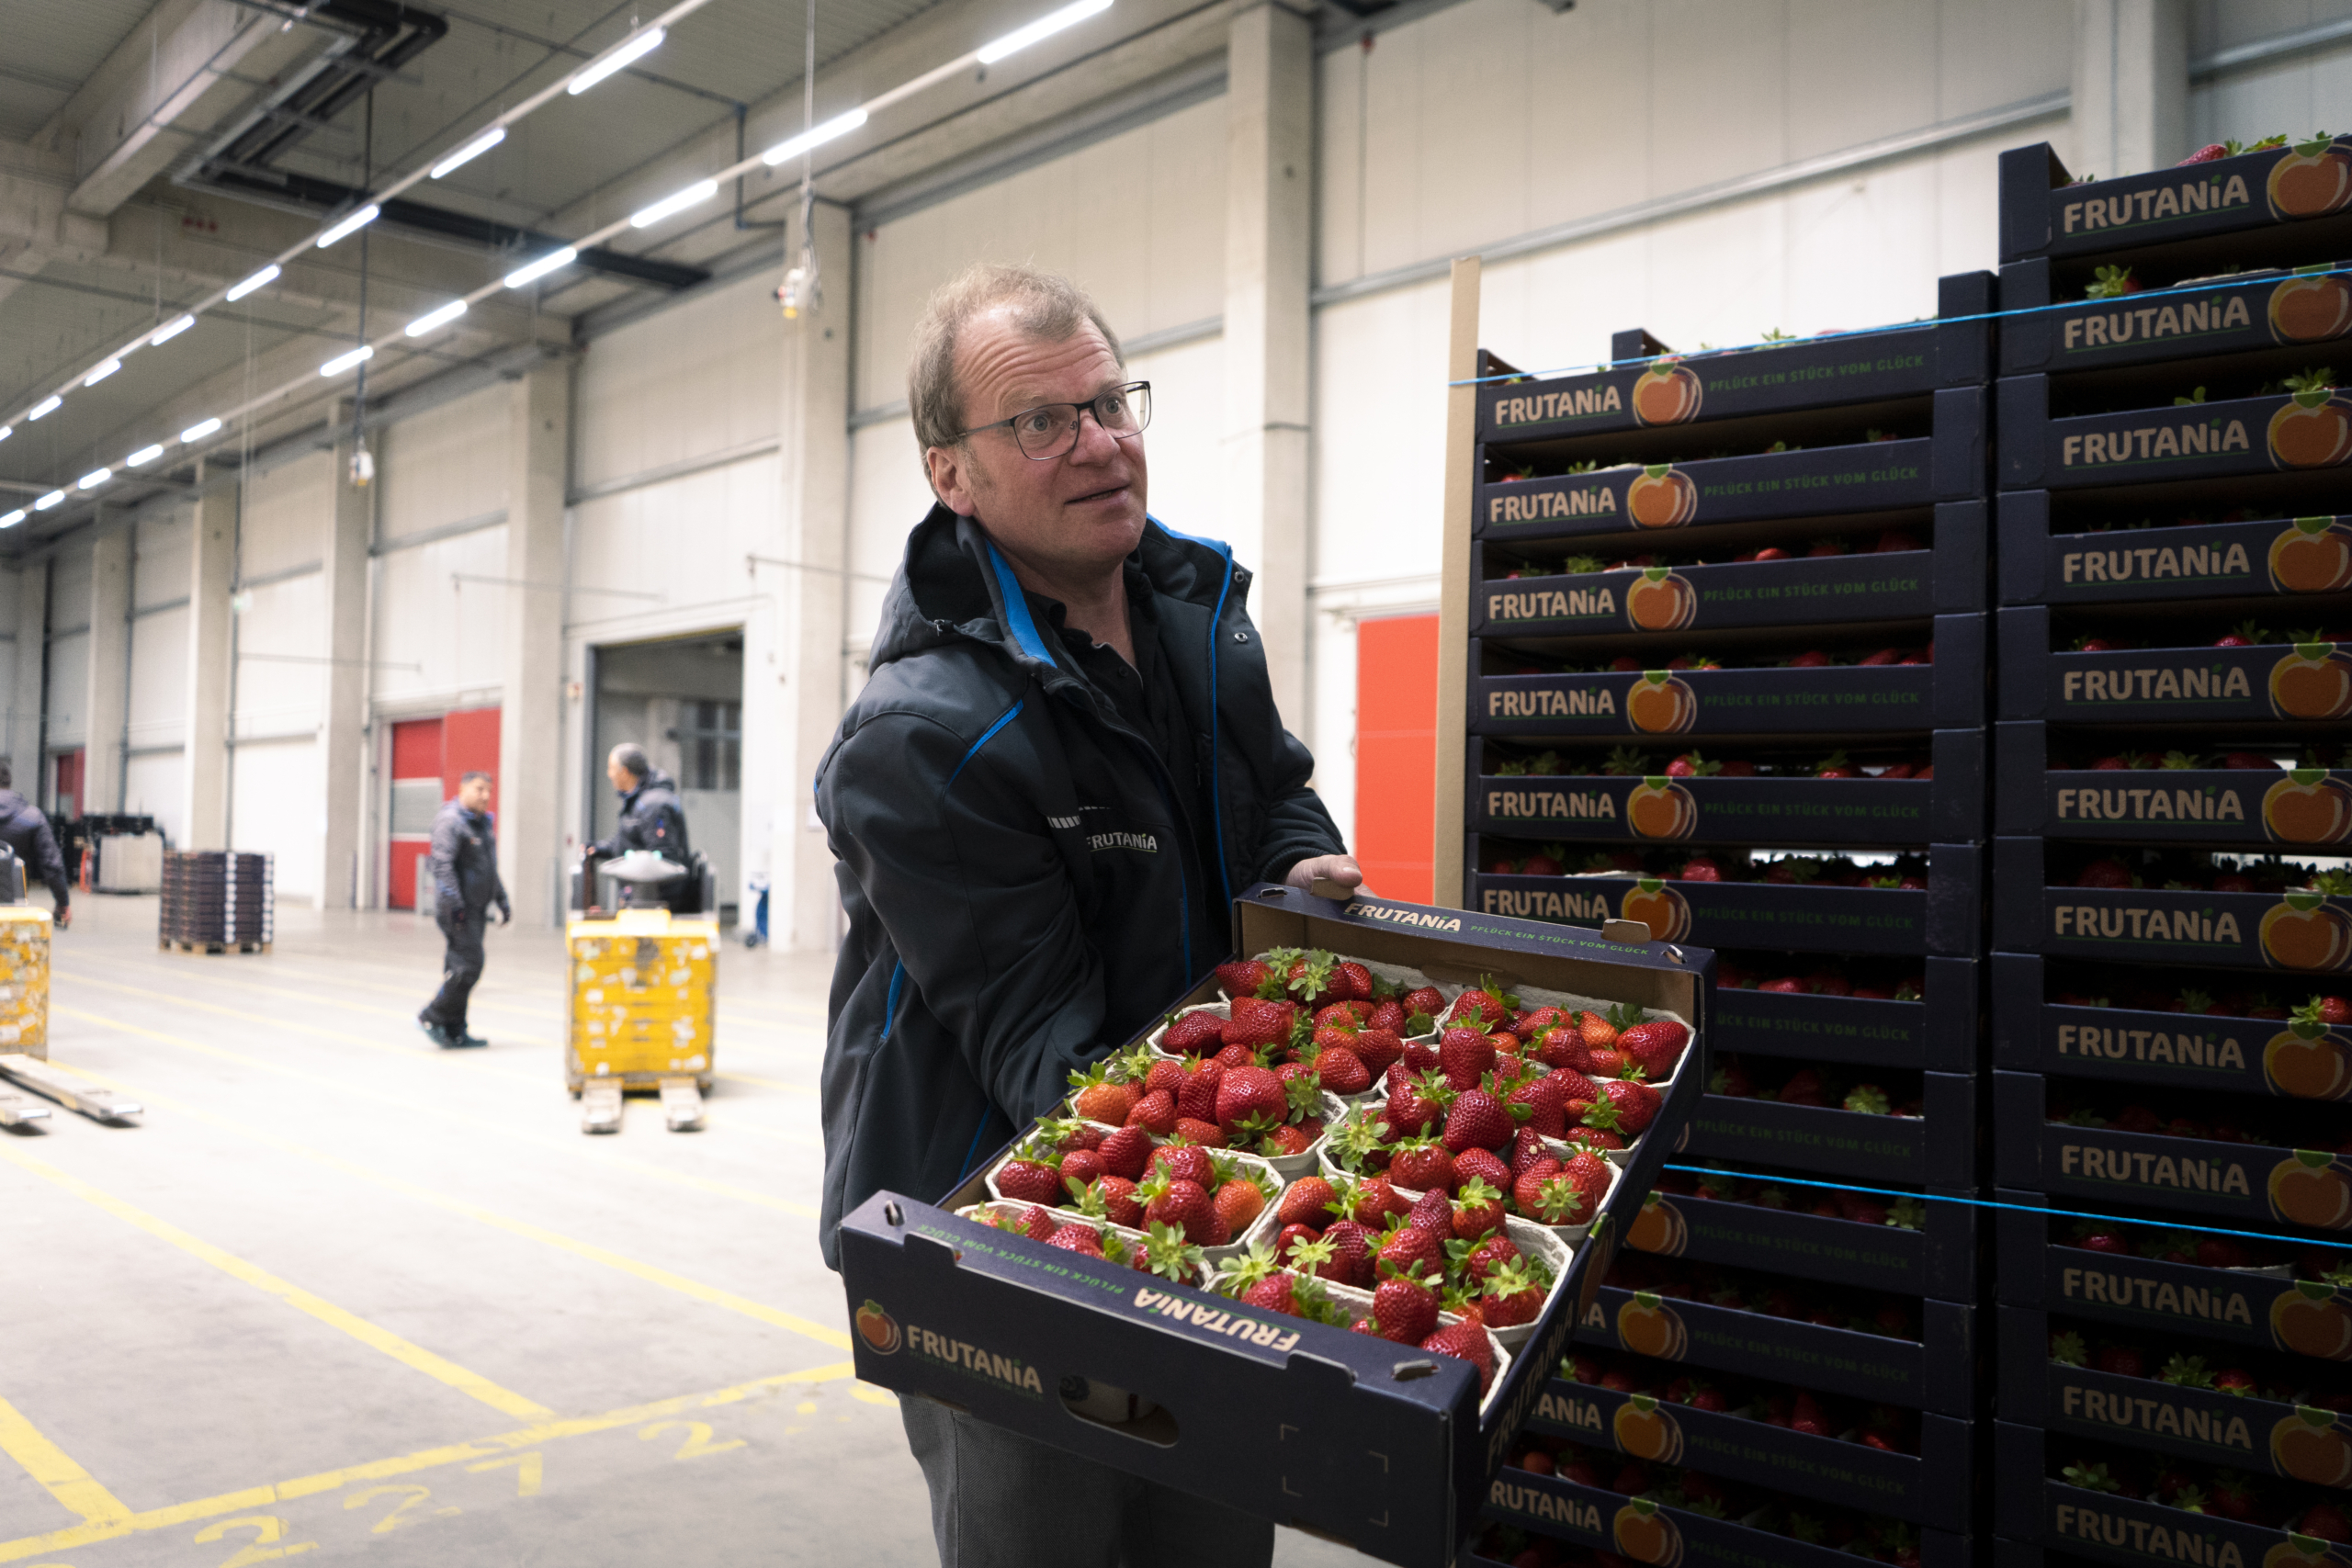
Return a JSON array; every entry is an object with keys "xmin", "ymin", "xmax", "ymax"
[{"xmin": 0, "ymin": 897, "xmax": 1384, "ymax": 1566}]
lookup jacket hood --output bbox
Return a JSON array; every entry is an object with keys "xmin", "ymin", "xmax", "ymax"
[
  {"xmin": 867, "ymin": 504, "xmax": 1239, "ymax": 678},
  {"xmin": 0, "ymin": 791, "xmax": 28, "ymax": 818},
  {"xmin": 622, "ymin": 767, "xmax": 678, "ymax": 798}
]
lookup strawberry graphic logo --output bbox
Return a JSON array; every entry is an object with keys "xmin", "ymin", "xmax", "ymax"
[{"xmin": 855, "ymin": 1298, "xmax": 901, "ymax": 1355}]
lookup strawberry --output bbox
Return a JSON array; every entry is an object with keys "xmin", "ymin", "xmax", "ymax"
[
  {"xmin": 1315, "ymin": 1001, "xmax": 1373, "ymax": 1031},
  {"xmin": 1479, "ymin": 1258, "xmax": 1546, "ymax": 1327},
  {"xmin": 1453, "ymin": 1145, "xmax": 1513, "ymax": 1190},
  {"xmin": 2178, "ymin": 142, "xmax": 2232, "ymax": 164},
  {"xmin": 1577, "ymin": 1009, "xmax": 1621, "ymax": 1052},
  {"xmin": 1059, "ymin": 1149, "xmax": 1105, "ymax": 1190},
  {"xmin": 1446, "ymin": 979, "xmax": 1516, "ymax": 1030},
  {"xmin": 1600, "ymin": 1076, "xmax": 1660, "ymax": 1135},
  {"xmin": 1279, "ymin": 1177, "xmax": 1338, "ymax": 1228},
  {"xmin": 1419, "ymin": 1322, "xmax": 1496, "ymax": 1392},
  {"xmin": 1140, "ymin": 1170, "xmax": 1217, "ymax": 1241},
  {"xmin": 1215, "ymin": 958, "xmax": 1277, "ymax": 998},
  {"xmin": 2094, "ymin": 1345, "xmax": 2147, "ymax": 1379},
  {"xmin": 1074, "ymin": 1175, "xmax": 1144, "ymax": 1229},
  {"xmin": 1320, "ymin": 1220, "xmax": 1375, "ymax": 1286},
  {"xmin": 1313, "ymin": 1043, "xmax": 1373, "ymax": 1096},
  {"xmin": 1617, "ymin": 1020, "xmax": 1690, "ymax": 1078},
  {"xmin": 1789, "ymin": 1391, "xmax": 1833, "ymax": 1437},
  {"xmin": 1043, "ymin": 1116, "xmax": 1103, "ymax": 1155},
  {"xmin": 1331, "ymin": 961, "xmax": 1375, "ymax": 1001},
  {"xmin": 1173, "ymin": 1117, "xmax": 1225, "ymax": 1147},
  {"xmin": 1019, "ymin": 1204, "xmax": 1057, "ymax": 1241},
  {"xmin": 1442, "ymin": 1089, "xmax": 1520, "ymax": 1153},
  {"xmin": 1372, "ymin": 1276, "xmax": 1440, "ymax": 1343},
  {"xmin": 1365, "ymin": 997, "xmax": 1410, "ymax": 1034},
  {"xmin": 1238, "ymin": 1270, "xmax": 1298, "ymax": 1314},
  {"xmin": 1215, "ymin": 1066, "xmax": 1287, "ymax": 1133},
  {"xmin": 1282, "ymin": 950, "xmax": 1340, "ymax": 1009},
  {"xmin": 1163, "ymin": 1010, "xmax": 1228, "ymax": 1056},
  {"xmin": 1377, "ymin": 1221, "xmax": 1446, "ymax": 1281},
  {"xmin": 1258, "ymin": 1123, "xmax": 1315, "ymax": 1156},
  {"xmin": 1505, "ymin": 1077, "xmax": 1566, "ymax": 1138},
  {"xmin": 1215, "ymin": 1177, "xmax": 1266, "ymax": 1235},
  {"xmin": 1126, "ymin": 1220, "xmax": 1205, "ymax": 1281},
  {"xmin": 1406, "ymin": 1187, "xmax": 1455, "ymax": 1234},
  {"xmin": 1515, "ymin": 1169, "xmax": 1593, "ymax": 1225},
  {"xmin": 1350, "ymin": 1027, "xmax": 1405, "ymax": 1077},
  {"xmin": 1125, "ymin": 1089, "xmax": 1177, "ymax": 1134},
  {"xmin": 1453, "ymin": 1177, "xmax": 1507, "ymax": 1238},
  {"xmin": 2297, "ymin": 1502, "xmax": 2351, "ymax": 1542},
  {"xmin": 1069, "ymin": 1062, "xmax": 1137, "ymax": 1125},
  {"xmin": 2209, "ymin": 1472, "xmax": 2258, "ymax": 1522},
  {"xmin": 1438, "ymin": 1026, "xmax": 1498, "ymax": 1088},
  {"xmin": 1046, "ymin": 1223, "xmax": 1106, "ymax": 1257},
  {"xmin": 1174, "ymin": 1059, "xmax": 1224, "ymax": 1122},
  {"xmin": 997, "ymin": 1158, "xmax": 1063, "ymax": 1203},
  {"xmin": 1344, "ymin": 1174, "xmax": 1410, "ymax": 1229},
  {"xmin": 2318, "ymin": 994, "xmax": 2352, "ymax": 1026},
  {"xmin": 1401, "ymin": 985, "xmax": 1446, "ymax": 1020},
  {"xmin": 1272, "ymin": 1221, "xmax": 1320, "ymax": 1261},
  {"xmin": 1384, "ymin": 1079, "xmax": 1446, "ymax": 1139}
]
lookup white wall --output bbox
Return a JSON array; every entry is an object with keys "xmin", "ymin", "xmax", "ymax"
[
  {"xmin": 128, "ymin": 512, "xmax": 191, "ymax": 840},
  {"xmin": 575, "ymin": 271, "xmax": 784, "ymax": 494},
  {"xmin": 239, "ymin": 452, "xmax": 331, "ymax": 581}
]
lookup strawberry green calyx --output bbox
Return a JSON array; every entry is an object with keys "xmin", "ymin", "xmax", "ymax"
[
  {"xmin": 1287, "ymin": 1270, "xmax": 1353, "ymax": 1328},
  {"xmin": 2160, "ymin": 750, "xmax": 2203, "ymax": 770},
  {"xmin": 2050, "ymin": 1330, "xmax": 2087, "ymax": 1366},
  {"xmin": 2158, "ymin": 1353, "xmax": 2214, "ymax": 1388},
  {"xmin": 2171, "ymin": 1486, "xmax": 2208, "ymax": 1514},
  {"xmin": 1286, "ymin": 949, "xmax": 1339, "ymax": 1002},
  {"xmin": 1600, "ymin": 745, "xmax": 1651, "ymax": 777},
  {"xmin": 2174, "ymin": 386, "xmax": 2208, "ymax": 407},
  {"xmin": 1216, "ymin": 1242, "xmax": 1284, "ymax": 1298},
  {"xmin": 1476, "ymin": 973, "xmax": 1522, "ymax": 1010},
  {"xmin": 2086, "ymin": 265, "xmax": 2137, "ymax": 299},
  {"xmin": 1284, "ymin": 1232, "xmax": 1337, "ymax": 1272},
  {"xmin": 1886, "ymin": 1198, "xmax": 1926, "ymax": 1231},
  {"xmin": 2285, "ymin": 366, "xmax": 2337, "ymax": 399},
  {"xmin": 1866, "ymin": 875, "xmax": 1904, "ymax": 890},
  {"xmin": 1605, "ymin": 1001, "xmax": 1645, "ymax": 1032},
  {"xmin": 1253, "ymin": 946, "xmax": 1303, "ymax": 999},
  {"xmin": 1843, "ymin": 1084, "xmax": 1891, "ymax": 1115},
  {"xmin": 1327, "ymin": 1108, "xmax": 1390, "ymax": 1172},
  {"xmin": 2063, "ymin": 1462, "xmax": 2120, "ymax": 1493}
]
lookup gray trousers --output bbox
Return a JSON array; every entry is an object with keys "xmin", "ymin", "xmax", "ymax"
[{"xmin": 899, "ymin": 1396, "xmax": 1274, "ymax": 1568}]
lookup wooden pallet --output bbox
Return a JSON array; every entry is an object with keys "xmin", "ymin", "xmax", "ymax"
[{"xmin": 159, "ymin": 938, "xmax": 271, "ymax": 954}]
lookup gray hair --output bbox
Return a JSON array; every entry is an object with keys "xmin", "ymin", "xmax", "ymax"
[
  {"xmin": 609, "ymin": 743, "xmax": 649, "ymax": 781},
  {"xmin": 907, "ymin": 263, "xmax": 1124, "ymax": 462}
]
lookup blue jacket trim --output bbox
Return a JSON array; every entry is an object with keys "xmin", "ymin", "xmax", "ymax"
[
  {"xmin": 953, "ymin": 1108, "xmax": 1000, "ymax": 1186},
  {"xmin": 946, "ymin": 700, "xmax": 1025, "ymax": 789},
  {"xmin": 1148, "ymin": 516, "xmax": 1237, "ymax": 907},
  {"xmin": 880, "ymin": 962, "xmax": 906, "ymax": 1041},
  {"xmin": 981, "ymin": 538, "xmax": 1058, "ymax": 665}
]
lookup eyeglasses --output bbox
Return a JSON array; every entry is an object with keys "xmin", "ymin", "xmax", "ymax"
[{"xmin": 958, "ymin": 380, "xmax": 1151, "ymax": 460}]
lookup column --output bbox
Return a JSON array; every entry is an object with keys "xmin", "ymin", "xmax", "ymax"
[
  {"xmin": 84, "ymin": 527, "xmax": 131, "ymax": 814},
  {"xmin": 181, "ymin": 468, "xmax": 235, "ymax": 850},
  {"xmin": 2074, "ymin": 0, "xmax": 2188, "ymax": 180},
  {"xmin": 752, "ymin": 198, "xmax": 853, "ymax": 953},
  {"xmin": 499, "ymin": 359, "xmax": 569, "ymax": 927},
  {"xmin": 321, "ymin": 404, "xmax": 371, "ymax": 909},
  {"xmin": 10, "ymin": 563, "xmax": 44, "ymax": 791},
  {"xmin": 1221, "ymin": 0, "xmax": 1316, "ymax": 722}
]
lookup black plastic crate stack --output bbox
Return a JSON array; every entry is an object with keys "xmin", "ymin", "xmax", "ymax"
[
  {"xmin": 1460, "ymin": 282, "xmax": 1996, "ymax": 1568},
  {"xmin": 160, "ymin": 850, "xmax": 273, "ymax": 953},
  {"xmin": 1986, "ymin": 139, "xmax": 2352, "ymax": 1568}
]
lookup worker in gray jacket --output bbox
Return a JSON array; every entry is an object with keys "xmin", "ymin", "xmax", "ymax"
[{"xmin": 417, "ymin": 771, "xmax": 508, "ymax": 1049}]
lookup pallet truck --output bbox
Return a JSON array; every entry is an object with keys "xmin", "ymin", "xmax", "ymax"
[
  {"xmin": 566, "ymin": 849, "xmax": 719, "ymax": 1135},
  {"xmin": 0, "ymin": 845, "xmax": 143, "ymax": 1126}
]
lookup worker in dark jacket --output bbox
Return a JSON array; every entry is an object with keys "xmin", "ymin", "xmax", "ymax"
[
  {"xmin": 417, "ymin": 771, "xmax": 507, "ymax": 1049},
  {"xmin": 815, "ymin": 263, "xmax": 1357, "ymax": 1568},
  {"xmin": 592, "ymin": 745, "xmax": 691, "ymax": 863},
  {"xmin": 0, "ymin": 762, "xmax": 71, "ymax": 927}
]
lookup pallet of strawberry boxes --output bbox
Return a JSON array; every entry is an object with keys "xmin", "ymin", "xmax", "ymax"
[{"xmin": 838, "ymin": 885, "xmax": 1708, "ymax": 1567}]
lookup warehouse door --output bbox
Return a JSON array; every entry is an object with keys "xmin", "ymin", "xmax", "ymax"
[
  {"xmin": 1354, "ymin": 615, "xmax": 1440, "ymax": 904},
  {"xmin": 591, "ymin": 632, "xmax": 741, "ymax": 915},
  {"xmin": 385, "ymin": 706, "xmax": 501, "ymax": 909},
  {"xmin": 51, "ymin": 749, "xmax": 83, "ymax": 821}
]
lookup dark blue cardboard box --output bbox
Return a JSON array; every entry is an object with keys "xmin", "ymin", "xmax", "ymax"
[
  {"xmin": 1710, "ymin": 958, "xmax": 1978, "ymax": 1072},
  {"xmin": 1990, "ymin": 835, "xmax": 2352, "ymax": 975},
  {"xmin": 1993, "ymin": 721, "xmax": 2352, "ymax": 846},
  {"xmin": 1681, "ymin": 1071, "xmax": 1977, "ymax": 1185},
  {"xmin": 1990, "ymin": 1189, "xmax": 2352, "ymax": 1360},
  {"xmin": 1997, "ymin": 138, "xmax": 2352, "ymax": 265},
  {"xmin": 1627, "ymin": 1185, "xmax": 1980, "ymax": 1301},
  {"xmin": 1995, "ymin": 491, "xmax": 2352, "ymax": 607},
  {"xmin": 1996, "ymin": 254, "xmax": 2352, "ymax": 378},
  {"xmin": 1995, "ymin": 605, "xmax": 2352, "ymax": 728},
  {"xmin": 836, "ymin": 886, "xmax": 1711, "ymax": 1568},
  {"xmin": 1997, "ymin": 373, "xmax": 2352, "ymax": 492}
]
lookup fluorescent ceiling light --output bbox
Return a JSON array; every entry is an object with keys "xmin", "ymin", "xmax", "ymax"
[
  {"xmin": 33, "ymin": 491, "xmax": 64, "ymax": 511},
  {"xmin": 151, "ymin": 314, "xmax": 196, "ymax": 345},
  {"xmin": 320, "ymin": 345, "xmax": 376, "ymax": 377},
  {"xmin": 79, "ymin": 468, "xmax": 110, "ymax": 491},
  {"xmin": 317, "ymin": 204, "xmax": 380, "ymax": 248},
  {"xmin": 503, "ymin": 247, "xmax": 576, "ymax": 288},
  {"xmin": 226, "ymin": 265, "xmax": 280, "ymax": 301},
  {"xmin": 84, "ymin": 358, "xmax": 121, "ymax": 387},
  {"xmin": 432, "ymin": 127, "xmax": 505, "ymax": 179},
  {"xmin": 569, "ymin": 26, "xmax": 663, "ymax": 95},
  {"xmin": 128, "ymin": 444, "xmax": 166, "ymax": 467},
  {"xmin": 0, "ymin": 425, "xmax": 10, "ymax": 443},
  {"xmin": 978, "ymin": 0, "xmax": 1111, "ymax": 63},
  {"xmin": 763, "ymin": 109, "xmax": 867, "ymax": 165},
  {"xmin": 0, "ymin": 511, "xmax": 21, "ymax": 529},
  {"xmin": 406, "ymin": 299, "xmax": 469, "ymax": 336},
  {"xmin": 182, "ymin": 417, "xmax": 223, "ymax": 442},
  {"xmin": 629, "ymin": 179, "xmax": 718, "ymax": 229},
  {"xmin": 28, "ymin": 395, "xmax": 60, "ymax": 421}
]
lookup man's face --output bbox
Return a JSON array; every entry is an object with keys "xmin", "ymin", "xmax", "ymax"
[
  {"xmin": 606, "ymin": 758, "xmax": 636, "ymax": 793},
  {"xmin": 923, "ymin": 310, "xmax": 1148, "ymax": 578},
  {"xmin": 458, "ymin": 776, "xmax": 492, "ymax": 812}
]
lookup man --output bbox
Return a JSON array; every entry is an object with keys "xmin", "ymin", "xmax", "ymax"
[
  {"xmin": 418, "ymin": 771, "xmax": 507, "ymax": 1049},
  {"xmin": 0, "ymin": 762, "xmax": 71, "ymax": 928},
  {"xmin": 592, "ymin": 743, "xmax": 692, "ymax": 863},
  {"xmin": 815, "ymin": 263, "xmax": 1361, "ymax": 1568}
]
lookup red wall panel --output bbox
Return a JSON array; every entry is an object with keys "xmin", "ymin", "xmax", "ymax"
[{"xmin": 1352, "ymin": 615, "xmax": 1440, "ymax": 906}]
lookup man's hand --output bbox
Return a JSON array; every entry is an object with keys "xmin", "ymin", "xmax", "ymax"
[
  {"xmin": 1286, "ymin": 855, "xmax": 1365, "ymax": 897},
  {"xmin": 447, "ymin": 906, "xmax": 466, "ymax": 927},
  {"xmin": 496, "ymin": 898, "xmax": 513, "ymax": 928},
  {"xmin": 52, "ymin": 906, "xmax": 69, "ymax": 931}
]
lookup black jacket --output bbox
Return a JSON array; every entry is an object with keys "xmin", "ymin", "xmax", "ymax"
[
  {"xmin": 813, "ymin": 507, "xmax": 1346, "ymax": 1267},
  {"xmin": 429, "ymin": 799, "xmax": 506, "ymax": 913},
  {"xmin": 0, "ymin": 791, "xmax": 69, "ymax": 907},
  {"xmin": 594, "ymin": 769, "xmax": 691, "ymax": 862}
]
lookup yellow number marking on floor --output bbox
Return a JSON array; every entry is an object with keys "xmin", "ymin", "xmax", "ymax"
[
  {"xmin": 0, "ymin": 1397, "xmax": 130, "ymax": 1528},
  {"xmin": 0, "ymin": 1145, "xmax": 555, "ymax": 1424},
  {"xmin": 0, "ymin": 1363, "xmax": 854, "ymax": 1563},
  {"xmin": 638, "ymin": 1421, "xmax": 745, "ymax": 1461},
  {"xmin": 49, "ymin": 1005, "xmax": 818, "ymax": 1217}
]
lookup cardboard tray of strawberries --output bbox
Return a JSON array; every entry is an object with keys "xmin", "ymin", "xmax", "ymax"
[
  {"xmin": 1988, "ymin": 951, "xmax": 2352, "ymax": 1099},
  {"xmin": 1996, "ymin": 253, "xmax": 2352, "ymax": 380},
  {"xmin": 1996, "ymin": 372, "xmax": 2352, "ymax": 494},
  {"xmin": 1991, "ymin": 1420, "xmax": 2352, "ymax": 1568},
  {"xmin": 1993, "ymin": 722, "xmax": 2352, "ymax": 845},
  {"xmin": 1474, "ymin": 393, "xmax": 1984, "ymax": 545},
  {"xmin": 1995, "ymin": 1306, "xmax": 2352, "ymax": 1486},
  {"xmin": 1681, "ymin": 1066, "xmax": 1976, "ymax": 1186},
  {"xmin": 1996, "ymin": 138, "xmax": 2352, "ymax": 267},
  {"xmin": 1469, "ymin": 508, "xmax": 1981, "ymax": 642},
  {"xmin": 1481, "ymin": 1447, "xmax": 1973, "ymax": 1568},
  {"xmin": 1989, "ymin": 837, "xmax": 2352, "ymax": 975},
  {"xmin": 1995, "ymin": 607, "xmax": 2352, "ymax": 728},
  {"xmin": 1472, "ymin": 842, "xmax": 1982, "ymax": 958},
  {"xmin": 1711, "ymin": 955, "xmax": 1977, "ymax": 1072},
  {"xmin": 1571, "ymin": 1275, "xmax": 1976, "ymax": 1416},
  {"xmin": 1996, "ymin": 493, "xmax": 2352, "ymax": 607},
  {"xmin": 1629, "ymin": 1176, "xmax": 1981, "ymax": 1301},
  {"xmin": 1475, "ymin": 613, "xmax": 1986, "ymax": 739},
  {"xmin": 1990, "ymin": 1070, "xmax": 2352, "ymax": 1234},
  {"xmin": 1533, "ymin": 1347, "xmax": 1978, "ymax": 1531},
  {"xmin": 1475, "ymin": 276, "xmax": 1990, "ymax": 448},
  {"xmin": 835, "ymin": 885, "xmax": 1710, "ymax": 1568},
  {"xmin": 1473, "ymin": 730, "xmax": 1984, "ymax": 848},
  {"xmin": 1989, "ymin": 1189, "xmax": 2352, "ymax": 1361}
]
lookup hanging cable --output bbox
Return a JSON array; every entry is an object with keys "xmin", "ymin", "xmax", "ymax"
[
  {"xmin": 350, "ymin": 87, "xmax": 376, "ymax": 487},
  {"xmin": 777, "ymin": 0, "xmax": 820, "ymax": 319}
]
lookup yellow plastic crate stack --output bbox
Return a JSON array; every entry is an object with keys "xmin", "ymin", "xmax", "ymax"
[
  {"xmin": 565, "ymin": 908, "xmax": 717, "ymax": 1093},
  {"xmin": 0, "ymin": 908, "xmax": 51, "ymax": 1056}
]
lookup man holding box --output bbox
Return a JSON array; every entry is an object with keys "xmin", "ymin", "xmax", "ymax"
[{"xmin": 815, "ymin": 263, "xmax": 1360, "ymax": 1566}]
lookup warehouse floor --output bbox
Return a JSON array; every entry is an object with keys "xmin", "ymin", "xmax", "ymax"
[{"xmin": 2, "ymin": 897, "xmax": 1374, "ymax": 1566}]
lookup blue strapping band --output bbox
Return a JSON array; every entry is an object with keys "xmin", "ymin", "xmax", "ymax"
[
  {"xmin": 982, "ymin": 539, "xmax": 1057, "ymax": 664},
  {"xmin": 1659, "ymin": 1163, "xmax": 2341, "ymax": 1248}
]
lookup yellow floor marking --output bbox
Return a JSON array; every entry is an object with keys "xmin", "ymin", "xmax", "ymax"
[
  {"xmin": 0, "ymin": 1145, "xmax": 554, "ymax": 1424},
  {"xmin": 0, "ymin": 1361, "xmax": 854, "ymax": 1563},
  {"xmin": 0, "ymin": 1396, "xmax": 131, "ymax": 1527},
  {"xmin": 33, "ymin": 1062, "xmax": 852, "ymax": 1358},
  {"xmin": 51, "ymin": 1007, "xmax": 819, "ymax": 1217}
]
